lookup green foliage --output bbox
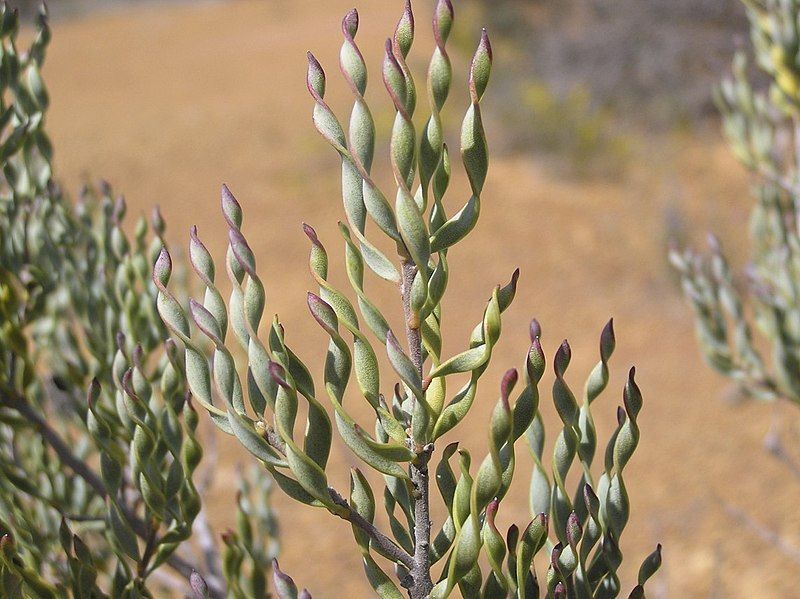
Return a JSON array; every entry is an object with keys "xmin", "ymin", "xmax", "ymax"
[
  {"xmin": 672, "ymin": 0, "xmax": 800, "ymax": 405},
  {"xmin": 519, "ymin": 83, "xmax": 632, "ymax": 176},
  {"xmin": 157, "ymin": 1, "xmax": 661, "ymax": 597},
  {"xmin": 0, "ymin": 2, "xmax": 275, "ymax": 597}
]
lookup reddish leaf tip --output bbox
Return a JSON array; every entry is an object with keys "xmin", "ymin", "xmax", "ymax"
[
  {"xmin": 302, "ymin": 222, "xmax": 320, "ymax": 245},
  {"xmin": 529, "ymin": 318, "xmax": 541, "ymax": 341},
  {"xmin": 500, "ymin": 368, "xmax": 518, "ymax": 406}
]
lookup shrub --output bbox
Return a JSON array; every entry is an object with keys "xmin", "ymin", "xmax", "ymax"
[
  {"xmin": 0, "ymin": 3, "xmax": 274, "ymax": 597},
  {"xmin": 672, "ymin": 0, "xmax": 800, "ymax": 407},
  {"xmin": 0, "ymin": 1, "xmax": 660, "ymax": 597}
]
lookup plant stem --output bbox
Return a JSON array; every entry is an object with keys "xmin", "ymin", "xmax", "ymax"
[
  {"xmin": 408, "ymin": 449, "xmax": 433, "ymax": 599},
  {"xmin": 260, "ymin": 422, "xmax": 415, "ymax": 570},
  {"xmin": 723, "ymin": 500, "xmax": 800, "ymax": 565},
  {"xmin": 401, "ymin": 260, "xmax": 434, "ymax": 599},
  {"xmin": 328, "ymin": 487, "xmax": 415, "ymax": 570},
  {"xmin": 2, "ymin": 388, "xmax": 225, "ymax": 598},
  {"xmin": 401, "ymin": 261, "xmax": 424, "ymax": 377}
]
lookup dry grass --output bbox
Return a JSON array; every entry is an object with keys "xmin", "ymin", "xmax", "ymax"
[{"xmin": 41, "ymin": 1, "xmax": 800, "ymax": 596}]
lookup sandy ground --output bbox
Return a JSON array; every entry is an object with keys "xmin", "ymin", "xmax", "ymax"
[{"xmin": 39, "ymin": 0, "xmax": 800, "ymax": 596}]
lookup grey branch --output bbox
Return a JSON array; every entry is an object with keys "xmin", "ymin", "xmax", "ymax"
[
  {"xmin": 401, "ymin": 260, "xmax": 434, "ymax": 599},
  {"xmin": 328, "ymin": 487, "xmax": 415, "ymax": 570},
  {"xmin": 2, "ymin": 388, "xmax": 226, "ymax": 599},
  {"xmin": 723, "ymin": 501, "xmax": 800, "ymax": 565},
  {"xmin": 260, "ymin": 421, "xmax": 414, "ymax": 570}
]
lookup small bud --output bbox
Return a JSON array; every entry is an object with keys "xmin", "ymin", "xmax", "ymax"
[
  {"xmin": 302, "ymin": 222, "xmax": 322, "ymax": 247},
  {"xmin": 189, "ymin": 299, "xmax": 223, "ymax": 345},
  {"xmin": 190, "ymin": 225, "xmax": 216, "ymax": 283},
  {"xmin": 307, "ymin": 292, "xmax": 337, "ymax": 332},
  {"xmin": 113, "ymin": 195, "xmax": 126, "ymax": 222},
  {"xmin": 221, "ymin": 529, "xmax": 236, "ymax": 545},
  {"xmin": 306, "ymin": 52, "xmax": 326, "ymax": 98},
  {"xmin": 153, "ymin": 248, "xmax": 172, "ymax": 287},
  {"xmin": 151, "ymin": 205, "xmax": 165, "ymax": 235},
  {"xmin": 132, "ymin": 344, "xmax": 144, "ymax": 370},
  {"xmin": 707, "ymin": 232, "xmax": 721, "ymax": 253},
  {"xmin": 121, "ymin": 369, "xmax": 137, "ymax": 401},
  {"xmin": 600, "ymin": 318, "xmax": 615, "ymax": 362},
  {"xmin": 393, "ymin": 0, "xmax": 414, "ymax": 58},
  {"xmin": 638, "ymin": 543, "xmax": 663, "ymax": 585},
  {"xmin": 584, "ymin": 484, "xmax": 600, "ymax": 516},
  {"xmin": 273, "ymin": 559, "xmax": 300, "ymax": 596},
  {"xmin": 624, "ymin": 366, "xmax": 642, "ymax": 419},
  {"xmin": 342, "ymin": 8, "xmax": 358, "ymax": 38},
  {"xmin": 469, "ymin": 29, "xmax": 492, "ymax": 101},
  {"xmin": 554, "ymin": 340, "xmax": 571, "ymax": 377},
  {"xmin": 134, "ymin": 216, "xmax": 147, "ymax": 240},
  {"xmin": 500, "ymin": 368, "xmax": 518, "ymax": 410},
  {"xmin": 165, "ymin": 338, "xmax": 178, "ymax": 361},
  {"xmin": 221, "ymin": 184, "xmax": 243, "ymax": 229},
  {"xmin": 550, "ymin": 542, "xmax": 563, "ymax": 569},
  {"xmin": 434, "ymin": 0, "xmax": 454, "ymax": 43},
  {"xmin": 229, "ymin": 228, "xmax": 257, "ymax": 277},
  {"xmin": 566, "ymin": 511, "xmax": 582, "ymax": 547},
  {"xmin": 527, "ymin": 336, "xmax": 546, "ymax": 383},
  {"xmin": 529, "ymin": 318, "xmax": 542, "ymax": 342},
  {"xmin": 497, "ymin": 269, "xmax": 519, "ymax": 309},
  {"xmin": 382, "ymin": 39, "xmax": 406, "ymax": 106}
]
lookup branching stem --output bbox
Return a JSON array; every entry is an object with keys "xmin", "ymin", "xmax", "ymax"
[
  {"xmin": 260, "ymin": 421, "xmax": 415, "ymax": 571},
  {"xmin": 1, "ymin": 387, "xmax": 226, "ymax": 598},
  {"xmin": 328, "ymin": 487, "xmax": 415, "ymax": 570}
]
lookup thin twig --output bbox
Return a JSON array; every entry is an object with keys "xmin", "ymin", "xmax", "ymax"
[
  {"xmin": 723, "ymin": 501, "xmax": 800, "ymax": 565},
  {"xmin": 259, "ymin": 421, "xmax": 414, "ymax": 570},
  {"xmin": 192, "ymin": 505, "xmax": 225, "ymax": 591},
  {"xmin": 139, "ymin": 523, "xmax": 159, "ymax": 578},
  {"xmin": 1, "ymin": 388, "xmax": 225, "ymax": 598},
  {"xmin": 328, "ymin": 487, "xmax": 414, "ymax": 570},
  {"xmin": 401, "ymin": 261, "xmax": 424, "ymax": 378},
  {"xmin": 763, "ymin": 401, "xmax": 800, "ymax": 484}
]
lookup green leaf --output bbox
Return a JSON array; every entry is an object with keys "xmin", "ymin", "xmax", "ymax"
[{"xmin": 107, "ymin": 501, "xmax": 140, "ymax": 562}]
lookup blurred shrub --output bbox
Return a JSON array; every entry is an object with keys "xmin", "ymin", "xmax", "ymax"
[
  {"xmin": 0, "ymin": 4, "xmax": 277, "ymax": 597},
  {"xmin": 672, "ymin": 0, "xmax": 800, "ymax": 406},
  {"xmin": 516, "ymin": 82, "xmax": 633, "ymax": 176},
  {"xmin": 459, "ymin": 0, "xmax": 747, "ymax": 178},
  {"xmin": 467, "ymin": 0, "xmax": 746, "ymax": 123}
]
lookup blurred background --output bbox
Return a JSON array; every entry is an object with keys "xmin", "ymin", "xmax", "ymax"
[{"xmin": 30, "ymin": 0, "xmax": 800, "ymax": 596}]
